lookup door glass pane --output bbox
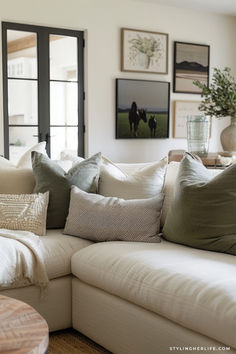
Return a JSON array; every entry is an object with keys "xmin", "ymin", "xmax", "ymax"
[
  {"xmin": 9, "ymin": 126, "xmax": 38, "ymax": 164},
  {"xmin": 50, "ymin": 35, "xmax": 77, "ymax": 81},
  {"xmin": 50, "ymin": 127, "xmax": 78, "ymax": 159},
  {"xmin": 7, "ymin": 30, "xmax": 37, "ymax": 79},
  {"xmin": 50, "ymin": 82, "xmax": 78, "ymax": 125},
  {"xmin": 8, "ymin": 79, "xmax": 38, "ymax": 125}
]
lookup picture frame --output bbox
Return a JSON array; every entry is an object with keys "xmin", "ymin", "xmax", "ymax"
[
  {"xmin": 173, "ymin": 41, "xmax": 210, "ymax": 94},
  {"xmin": 173, "ymin": 100, "xmax": 212, "ymax": 138},
  {"xmin": 121, "ymin": 28, "xmax": 168, "ymax": 74},
  {"xmin": 116, "ymin": 79, "xmax": 170, "ymax": 139}
]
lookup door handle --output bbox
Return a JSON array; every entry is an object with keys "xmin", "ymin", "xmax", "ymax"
[{"xmin": 33, "ymin": 133, "xmax": 42, "ymax": 140}]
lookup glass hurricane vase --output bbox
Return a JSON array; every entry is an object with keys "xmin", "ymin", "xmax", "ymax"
[{"xmin": 187, "ymin": 115, "xmax": 210, "ymax": 156}]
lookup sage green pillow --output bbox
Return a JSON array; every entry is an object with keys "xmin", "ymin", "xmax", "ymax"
[
  {"xmin": 163, "ymin": 154, "xmax": 236, "ymax": 255},
  {"xmin": 32, "ymin": 151, "xmax": 102, "ymax": 228}
]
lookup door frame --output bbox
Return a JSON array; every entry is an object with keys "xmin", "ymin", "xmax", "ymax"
[{"xmin": 2, "ymin": 21, "xmax": 84, "ymax": 158}]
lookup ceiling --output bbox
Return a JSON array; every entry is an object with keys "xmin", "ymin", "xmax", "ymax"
[{"xmin": 133, "ymin": 0, "xmax": 236, "ymax": 16}]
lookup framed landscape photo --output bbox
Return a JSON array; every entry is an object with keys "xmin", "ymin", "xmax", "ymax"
[
  {"xmin": 116, "ymin": 79, "xmax": 170, "ymax": 139},
  {"xmin": 173, "ymin": 100, "xmax": 212, "ymax": 138},
  {"xmin": 173, "ymin": 42, "xmax": 210, "ymax": 94},
  {"xmin": 121, "ymin": 28, "xmax": 168, "ymax": 74}
]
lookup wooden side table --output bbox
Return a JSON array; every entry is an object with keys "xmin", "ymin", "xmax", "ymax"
[
  {"xmin": 0, "ymin": 295, "xmax": 49, "ymax": 353},
  {"xmin": 168, "ymin": 149, "xmax": 230, "ymax": 168}
]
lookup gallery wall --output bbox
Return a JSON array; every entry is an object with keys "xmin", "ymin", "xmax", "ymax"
[{"xmin": 0, "ymin": 0, "xmax": 235, "ymax": 162}]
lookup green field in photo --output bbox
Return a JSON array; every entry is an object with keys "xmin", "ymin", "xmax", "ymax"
[{"xmin": 117, "ymin": 112, "xmax": 169, "ymax": 139}]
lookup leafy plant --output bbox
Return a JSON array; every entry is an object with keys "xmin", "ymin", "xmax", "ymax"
[{"xmin": 193, "ymin": 67, "xmax": 236, "ymax": 118}]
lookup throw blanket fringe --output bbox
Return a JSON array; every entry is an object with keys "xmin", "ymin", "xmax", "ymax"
[{"xmin": 0, "ymin": 229, "xmax": 49, "ymax": 290}]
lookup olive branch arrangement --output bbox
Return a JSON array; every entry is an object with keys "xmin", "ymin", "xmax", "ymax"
[{"xmin": 193, "ymin": 67, "xmax": 236, "ymax": 118}]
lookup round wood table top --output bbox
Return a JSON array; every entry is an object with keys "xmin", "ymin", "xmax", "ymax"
[{"xmin": 0, "ymin": 295, "xmax": 49, "ymax": 354}]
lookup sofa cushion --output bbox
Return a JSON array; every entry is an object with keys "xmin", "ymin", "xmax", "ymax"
[
  {"xmin": 163, "ymin": 154, "xmax": 236, "ymax": 255},
  {"xmin": 32, "ymin": 152, "xmax": 102, "ymax": 228},
  {"xmin": 64, "ymin": 186, "xmax": 163, "ymax": 243},
  {"xmin": 40, "ymin": 229, "xmax": 92, "ymax": 280},
  {"xmin": 71, "ymin": 240, "xmax": 236, "ymax": 349},
  {"xmin": 98, "ymin": 157, "xmax": 167, "ymax": 199}
]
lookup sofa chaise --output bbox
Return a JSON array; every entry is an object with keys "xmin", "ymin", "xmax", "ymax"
[{"xmin": 0, "ymin": 159, "xmax": 236, "ymax": 354}]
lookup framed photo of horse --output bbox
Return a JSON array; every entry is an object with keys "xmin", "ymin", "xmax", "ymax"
[
  {"xmin": 116, "ymin": 79, "xmax": 170, "ymax": 139},
  {"xmin": 121, "ymin": 28, "xmax": 168, "ymax": 74}
]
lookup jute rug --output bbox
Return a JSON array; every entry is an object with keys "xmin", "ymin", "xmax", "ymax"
[{"xmin": 49, "ymin": 328, "xmax": 111, "ymax": 354}]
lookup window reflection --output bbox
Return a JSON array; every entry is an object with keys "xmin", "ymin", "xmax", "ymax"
[
  {"xmin": 7, "ymin": 30, "xmax": 37, "ymax": 79},
  {"xmin": 50, "ymin": 35, "xmax": 77, "ymax": 81}
]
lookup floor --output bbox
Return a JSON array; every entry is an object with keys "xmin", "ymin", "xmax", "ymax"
[{"xmin": 49, "ymin": 328, "xmax": 111, "ymax": 354}]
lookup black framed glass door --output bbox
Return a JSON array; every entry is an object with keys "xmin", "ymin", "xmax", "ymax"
[{"xmin": 2, "ymin": 22, "xmax": 84, "ymax": 162}]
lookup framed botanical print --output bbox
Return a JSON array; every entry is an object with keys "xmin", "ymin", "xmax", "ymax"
[
  {"xmin": 121, "ymin": 28, "xmax": 168, "ymax": 74},
  {"xmin": 173, "ymin": 100, "xmax": 212, "ymax": 138},
  {"xmin": 116, "ymin": 79, "xmax": 170, "ymax": 139},
  {"xmin": 173, "ymin": 41, "xmax": 210, "ymax": 94}
]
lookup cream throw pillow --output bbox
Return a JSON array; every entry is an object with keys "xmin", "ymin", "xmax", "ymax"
[
  {"xmin": 0, "ymin": 192, "xmax": 49, "ymax": 236},
  {"xmin": 98, "ymin": 157, "xmax": 167, "ymax": 199},
  {"xmin": 17, "ymin": 142, "xmax": 47, "ymax": 168},
  {"xmin": 64, "ymin": 186, "xmax": 164, "ymax": 243}
]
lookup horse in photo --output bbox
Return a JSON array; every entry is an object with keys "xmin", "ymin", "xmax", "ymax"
[
  {"xmin": 148, "ymin": 115, "xmax": 157, "ymax": 137},
  {"xmin": 129, "ymin": 101, "xmax": 147, "ymax": 137}
]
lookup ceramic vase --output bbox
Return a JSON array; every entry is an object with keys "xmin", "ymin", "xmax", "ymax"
[
  {"xmin": 138, "ymin": 52, "xmax": 150, "ymax": 69},
  {"xmin": 220, "ymin": 117, "xmax": 236, "ymax": 152}
]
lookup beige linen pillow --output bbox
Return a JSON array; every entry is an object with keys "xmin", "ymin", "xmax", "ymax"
[
  {"xmin": 64, "ymin": 186, "xmax": 164, "ymax": 243},
  {"xmin": 0, "ymin": 192, "xmax": 49, "ymax": 236},
  {"xmin": 98, "ymin": 157, "xmax": 167, "ymax": 199},
  {"xmin": 0, "ymin": 168, "xmax": 35, "ymax": 194},
  {"xmin": 0, "ymin": 143, "xmax": 47, "ymax": 194}
]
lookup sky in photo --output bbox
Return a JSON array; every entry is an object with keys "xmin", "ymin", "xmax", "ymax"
[
  {"xmin": 176, "ymin": 43, "xmax": 209, "ymax": 66},
  {"xmin": 118, "ymin": 80, "xmax": 169, "ymax": 111}
]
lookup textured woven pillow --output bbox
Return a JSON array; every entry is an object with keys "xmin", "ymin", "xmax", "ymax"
[
  {"xmin": 0, "ymin": 192, "xmax": 49, "ymax": 236},
  {"xmin": 64, "ymin": 186, "xmax": 164, "ymax": 243},
  {"xmin": 98, "ymin": 157, "xmax": 167, "ymax": 199},
  {"xmin": 32, "ymin": 152, "xmax": 102, "ymax": 228},
  {"xmin": 163, "ymin": 154, "xmax": 236, "ymax": 255}
]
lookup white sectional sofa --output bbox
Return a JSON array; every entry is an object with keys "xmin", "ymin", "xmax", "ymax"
[{"xmin": 1, "ymin": 160, "xmax": 236, "ymax": 354}]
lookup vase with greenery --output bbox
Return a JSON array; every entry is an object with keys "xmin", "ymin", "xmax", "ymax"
[{"xmin": 193, "ymin": 67, "xmax": 236, "ymax": 151}]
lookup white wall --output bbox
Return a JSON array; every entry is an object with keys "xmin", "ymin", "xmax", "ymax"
[{"xmin": 0, "ymin": 0, "xmax": 235, "ymax": 162}]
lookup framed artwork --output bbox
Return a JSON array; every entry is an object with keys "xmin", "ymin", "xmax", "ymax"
[
  {"xmin": 173, "ymin": 41, "xmax": 210, "ymax": 94},
  {"xmin": 173, "ymin": 100, "xmax": 212, "ymax": 138},
  {"xmin": 116, "ymin": 79, "xmax": 170, "ymax": 139},
  {"xmin": 121, "ymin": 28, "xmax": 168, "ymax": 74}
]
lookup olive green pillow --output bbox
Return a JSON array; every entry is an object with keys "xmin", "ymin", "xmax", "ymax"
[
  {"xmin": 163, "ymin": 153, "xmax": 236, "ymax": 255},
  {"xmin": 32, "ymin": 151, "xmax": 102, "ymax": 228}
]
